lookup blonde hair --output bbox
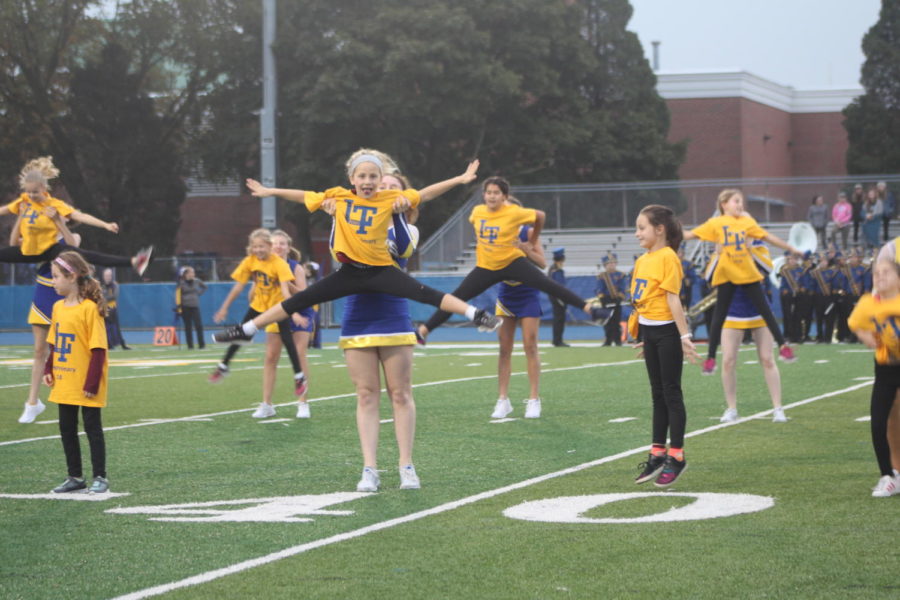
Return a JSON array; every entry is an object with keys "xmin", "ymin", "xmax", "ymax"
[
  {"xmin": 54, "ymin": 251, "xmax": 108, "ymax": 317},
  {"xmin": 245, "ymin": 228, "xmax": 273, "ymax": 255},
  {"xmin": 344, "ymin": 148, "xmax": 400, "ymax": 178},
  {"xmin": 271, "ymin": 229, "xmax": 302, "ymax": 262},
  {"xmin": 717, "ymin": 189, "xmax": 743, "ymax": 214},
  {"xmin": 19, "ymin": 156, "xmax": 60, "ymax": 191}
]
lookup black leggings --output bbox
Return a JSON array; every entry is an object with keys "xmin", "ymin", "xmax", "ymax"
[
  {"xmin": 58, "ymin": 404, "xmax": 105, "ymax": 479},
  {"xmin": 0, "ymin": 242, "xmax": 132, "ymax": 267},
  {"xmin": 280, "ymin": 263, "xmax": 445, "ymax": 316},
  {"xmin": 641, "ymin": 322, "xmax": 686, "ymax": 448},
  {"xmin": 424, "ymin": 257, "xmax": 585, "ymax": 332},
  {"xmin": 181, "ymin": 306, "xmax": 205, "ymax": 349},
  {"xmin": 707, "ymin": 281, "xmax": 785, "ymax": 360},
  {"xmin": 871, "ymin": 364, "xmax": 900, "ymax": 476},
  {"xmin": 223, "ymin": 308, "xmax": 301, "ymax": 374}
]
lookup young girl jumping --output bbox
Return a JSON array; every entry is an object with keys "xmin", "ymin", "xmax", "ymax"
[
  {"xmin": 43, "ymin": 251, "xmax": 111, "ymax": 493},
  {"xmin": 212, "ymin": 150, "xmax": 501, "ymax": 360},
  {"xmin": 684, "ymin": 190, "xmax": 800, "ymax": 374},
  {"xmin": 630, "ymin": 205, "xmax": 698, "ymax": 488},
  {"xmin": 848, "ymin": 249, "xmax": 900, "ymax": 497},
  {"xmin": 0, "ymin": 157, "xmax": 152, "ymax": 275},
  {"xmin": 417, "ymin": 176, "xmax": 597, "ymax": 341},
  {"xmin": 210, "ymin": 228, "xmax": 307, "ymax": 418}
]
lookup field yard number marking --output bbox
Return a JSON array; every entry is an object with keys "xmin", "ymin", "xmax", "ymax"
[
  {"xmin": 503, "ymin": 493, "xmax": 774, "ymax": 524},
  {"xmin": 105, "ymin": 493, "xmax": 369, "ymax": 523}
]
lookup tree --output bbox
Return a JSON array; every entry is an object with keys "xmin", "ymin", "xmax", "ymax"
[
  {"xmin": 198, "ymin": 0, "xmax": 684, "ymax": 243},
  {"xmin": 845, "ymin": 0, "xmax": 900, "ymax": 174}
]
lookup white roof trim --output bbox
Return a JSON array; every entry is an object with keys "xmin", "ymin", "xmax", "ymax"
[{"xmin": 656, "ymin": 70, "xmax": 862, "ymax": 113}]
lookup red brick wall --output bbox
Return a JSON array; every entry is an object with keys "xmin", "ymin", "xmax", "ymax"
[
  {"xmin": 739, "ymin": 99, "xmax": 793, "ymax": 178},
  {"xmin": 790, "ymin": 112, "xmax": 849, "ymax": 177},
  {"xmin": 175, "ymin": 194, "xmax": 262, "ymax": 256},
  {"xmin": 666, "ymin": 97, "xmax": 743, "ymax": 179}
]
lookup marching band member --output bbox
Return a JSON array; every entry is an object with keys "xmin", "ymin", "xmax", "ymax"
[{"xmin": 595, "ymin": 252, "xmax": 628, "ymax": 346}]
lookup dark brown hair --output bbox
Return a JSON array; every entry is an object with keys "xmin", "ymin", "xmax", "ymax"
[
  {"xmin": 640, "ymin": 204, "xmax": 683, "ymax": 251},
  {"xmin": 482, "ymin": 176, "xmax": 510, "ymax": 197}
]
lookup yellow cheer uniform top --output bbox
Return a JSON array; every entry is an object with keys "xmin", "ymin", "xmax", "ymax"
[
  {"xmin": 230, "ymin": 254, "xmax": 294, "ymax": 313},
  {"xmin": 469, "ymin": 203, "xmax": 537, "ymax": 270},
  {"xmin": 46, "ymin": 299, "xmax": 108, "ymax": 407},
  {"xmin": 5, "ymin": 194, "xmax": 75, "ymax": 255},
  {"xmin": 630, "ymin": 246, "xmax": 684, "ymax": 323},
  {"xmin": 690, "ymin": 215, "xmax": 768, "ymax": 286},
  {"xmin": 848, "ymin": 293, "xmax": 900, "ymax": 365},
  {"xmin": 304, "ymin": 187, "xmax": 421, "ymax": 267}
]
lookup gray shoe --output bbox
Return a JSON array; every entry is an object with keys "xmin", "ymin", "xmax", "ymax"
[
  {"xmin": 52, "ymin": 477, "xmax": 86, "ymax": 493},
  {"xmin": 89, "ymin": 476, "xmax": 109, "ymax": 493},
  {"xmin": 473, "ymin": 309, "xmax": 502, "ymax": 332}
]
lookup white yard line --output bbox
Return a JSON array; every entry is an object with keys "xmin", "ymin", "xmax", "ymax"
[
  {"xmin": 109, "ymin": 380, "xmax": 872, "ymax": 600},
  {"xmin": 0, "ymin": 359, "xmax": 643, "ymax": 447}
]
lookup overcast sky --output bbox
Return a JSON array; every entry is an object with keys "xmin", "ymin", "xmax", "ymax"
[{"xmin": 628, "ymin": 0, "xmax": 881, "ymax": 89}]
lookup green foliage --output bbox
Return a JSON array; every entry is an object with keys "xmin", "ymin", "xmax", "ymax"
[{"xmin": 845, "ymin": 0, "xmax": 900, "ymax": 174}]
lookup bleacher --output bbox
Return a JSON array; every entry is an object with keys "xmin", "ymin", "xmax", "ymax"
[{"xmin": 444, "ymin": 223, "xmax": 797, "ymax": 275}]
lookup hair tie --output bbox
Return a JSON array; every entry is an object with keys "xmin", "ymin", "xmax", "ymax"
[
  {"xmin": 349, "ymin": 153, "xmax": 384, "ymax": 173},
  {"xmin": 54, "ymin": 256, "xmax": 75, "ymax": 274}
]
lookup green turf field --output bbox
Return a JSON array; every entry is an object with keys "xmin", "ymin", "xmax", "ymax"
[{"xmin": 1, "ymin": 340, "xmax": 897, "ymax": 599}]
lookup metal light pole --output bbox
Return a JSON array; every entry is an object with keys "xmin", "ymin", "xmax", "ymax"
[{"xmin": 260, "ymin": 0, "xmax": 278, "ymax": 229}]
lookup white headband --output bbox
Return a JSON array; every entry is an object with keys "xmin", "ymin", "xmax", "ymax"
[{"xmin": 349, "ymin": 154, "xmax": 383, "ymax": 173}]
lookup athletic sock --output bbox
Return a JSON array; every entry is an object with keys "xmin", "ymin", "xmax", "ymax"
[
  {"xmin": 293, "ymin": 372, "xmax": 305, "ymax": 381},
  {"xmin": 667, "ymin": 447, "xmax": 685, "ymax": 461},
  {"xmin": 465, "ymin": 305, "xmax": 477, "ymax": 320},
  {"xmin": 650, "ymin": 445, "xmax": 666, "ymax": 457},
  {"xmin": 242, "ymin": 321, "xmax": 259, "ymax": 336}
]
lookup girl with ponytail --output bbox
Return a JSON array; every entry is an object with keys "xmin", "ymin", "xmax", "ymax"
[{"xmin": 43, "ymin": 250, "xmax": 111, "ymax": 494}]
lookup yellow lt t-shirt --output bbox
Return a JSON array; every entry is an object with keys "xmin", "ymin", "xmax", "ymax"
[
  {"xmin": 469, "ymin": 204, "xmax": 537, "ymax": 271},
  {"xmin": 6, "ymin": 194, "xmax": 75, "ymax": 255},
  {"xmin": 848, "ymin": 293, "xmax": 900, "ymax": 365},
  {"xmin": 230, "ymin": 254, "xmax": 294, "ymax": 313},
  {"xmin": 630, "ymin": 246, "xmax": 684, "ymax": 321},
  {"xmin": 46, "ymin": 299, "xmax": 108, "ymax": 408},
  {"xmin": 691, "ymin": 215, "xmax": 768, "ymax": 286}
]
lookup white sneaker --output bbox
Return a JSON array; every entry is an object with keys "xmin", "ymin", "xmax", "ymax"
[
  {"xmin": 399, "ymin": 465, "xmax": 421, "ymax": 490},
  {"xmin": 251, "ymin": 403, "xmax": 276, "ymax": 419},
  {"xmin": 772, "ymin": 407, "xmax": 788, "ymax": 423},
  {"xmin": 871, "ymin": 474, "xmax": 900, "ymax": 497},
  {"xmin": 720, "ymin": 408, "xmax": 738, "ymax": 423},
  {"xmin": 18, "ymin": 399, "xmax": 46, "ymax": 424},
  {"xmin": 491, "ymin": 397, "xmax": 513, "ymax": 419},
  {"xmin": 524, "ymin": 398, "xmax": 542, "ymax": 419},
  {"xmin": 296, "ymin": 402, "xmax": 310, "ymax": 419},
  {"xmin": 356, "ymin": 467, "xmax": 380, "ymax": 492}
]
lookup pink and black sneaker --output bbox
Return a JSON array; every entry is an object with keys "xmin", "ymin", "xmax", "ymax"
[
  {"xmin": 701, "ymin": 358, "xmax": 716, "ymax": 376},
  {"xmin": 654, "ymin": 455, "xmax": 687, "ymax": 488},
  {"xmin": 778, "ymin": 345, "xmax": 796, "ymax": 363}
]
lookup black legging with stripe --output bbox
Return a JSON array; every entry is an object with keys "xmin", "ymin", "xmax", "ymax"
[
  {"xmin": 59, "ymin": 404, "xmax": 105, "ymax": 479},
  {"xmin": 222, "ymin": 307, "xmax": 301, "ymax": 374},
  {"xmin": 423, "ymin": 257, "xmax": 585, "ymax": 332},
  {"xmin": 0, "ymin": 243, "xmax": 131, "ymax": 267},
  {"xmin": 707, "ymin": 281, "xmax": 785, "ymax": 360},
  {"xmin": 641, "ymin": 322, "xmax": 686, "ymax": 448},
  {"xmin": 871, "ymin": 364, "xmax": 900, "ymax": 477},
  {"xmin": 280, "ymin": 263, "xmax": 445, "ymax": 316}
]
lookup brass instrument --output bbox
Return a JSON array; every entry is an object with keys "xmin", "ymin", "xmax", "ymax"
[{"xmin": 687, "ymin": 291, "xmax": 717, "ymax": 319}]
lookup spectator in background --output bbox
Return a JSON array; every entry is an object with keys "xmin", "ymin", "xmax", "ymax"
[
  {"xmin": 807, "ymin": 194, "xmax": 830, "ymax": 250},
  {"xmin": 176, "ymin": 266, "xmax": 207, "ymax": 350},
  {"xmin": 851, "ymin": 183, "xmax": 865, "ymax": 244},
  {"xmin": 863, "ymin": 186, "xmax": 884, "ymax": 250},
  {"xmin": 101, "ymin": 268, "xmax": 130, "ymax": 350},
  {"xmin": 548, "ymin": 247, "xmax": 569, "ymax": 347},
  {"xmin": 878, "ymin": 181, "xmax": 896, "ymax": 242},
  {"xmin": 831, "ymin": 191, "xmax": 852, "ymax": 251}
]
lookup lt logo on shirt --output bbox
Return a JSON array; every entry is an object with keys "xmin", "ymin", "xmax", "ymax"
[
  {"xmin": 54, "ymin": 323, "xmax": 76, "ymax": 363},
  {"xmin": 632, "ymin": 278, "xmax": 648, "ymax": 301},
  {"xmin": 344, "ymin": 200, "xmax": 378, "ymax": 235},
  {"xmin": 722, "ymin": 226, "xmax": 745, "ymax": 251},
  {"xmin": 253, "ymin": 271, "xmax": 271, "ymax": 287},
  {"xmin": 478, "ymin": 220, "xmax": 500, "ymax": 244},
  {"xmin": 24, "ymin": 207, "xmax": 40, "ymax": 225}
]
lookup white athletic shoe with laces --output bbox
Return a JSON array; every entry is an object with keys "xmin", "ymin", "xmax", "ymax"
[
  {"xmin": 491, "ymin": 397, "xmax": 513, "ymax": 419},
  {"xmin": 524, "ymin": 398, "xmax": 542, "ymax": 419},
  {"xmin": 720, "ymin": 407, "xmax": 738, "ymax": 423},
  {"xmin": 357, "ymin": 467, "xmax": 380, "ymax": 492},
  {"xmin": 772, "ymin": 407, "xmax": 788, "ymax": 423},
  {"xmin": 399, "ymin": 465, "xmax": 421, "ymax": 490},
  {"xmin": 251, "ymin": 403, "xmax": 276, "ymax": 419},
  {"xmin": 18, "ymin": 399, "xmax": 46, "ymax": 424},
  {"xmin": 872, "ymin": 474, "xmax": 900, "ymax": 497},
  {"xmin": 296, "ymin": 402, "xmax": 310, "ymax": 419}
]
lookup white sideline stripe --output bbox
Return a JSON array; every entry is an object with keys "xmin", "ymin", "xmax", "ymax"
[
  {"xmin": 110, "ymin": 380, "xmax": 871, "ymax": 600},
  {"xmin": 0, "ymin": 360, "xmax": 643, "ymax": 447}
]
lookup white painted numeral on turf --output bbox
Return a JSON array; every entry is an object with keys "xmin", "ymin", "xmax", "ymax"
[
  {"xmin": 503, "ymin": 493, "xmax": 773, "ymax": 523},
  {"xmin": 105, "ymin": 493, "xmax": 370, "ymax": 523}
]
